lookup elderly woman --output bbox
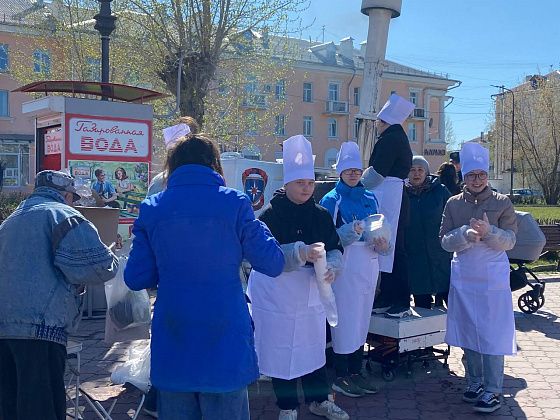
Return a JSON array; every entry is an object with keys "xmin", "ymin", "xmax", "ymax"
[
  {"xmin": 320, "ymin": 142, "xmax": 389, "ymax": 398},
  {"xmin": 440, "ymin": 143, "xmax": 517, "ymax": 414},
  {"xmin": 248, "ymin": 135, "xmax": 349, "ymax": 420},
  {"xmin": 124, "ymin": 134, "xmax": 284, "ymax": 420},
  {"xmin": 406, "ymin": 156, "xmax": 451, "ymax": 309}
]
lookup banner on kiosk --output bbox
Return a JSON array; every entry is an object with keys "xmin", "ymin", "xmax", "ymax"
[{"xmin": 66, "ymin": 114, "xmax": 151, "ymax": 161}]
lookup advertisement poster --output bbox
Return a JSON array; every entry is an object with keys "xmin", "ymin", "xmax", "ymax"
[{"xmin": 68, "ymin": 159, "xmax": 150, "ymax": 241}]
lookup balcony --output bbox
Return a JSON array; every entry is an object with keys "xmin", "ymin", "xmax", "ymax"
[
  {"xmin": 324, "ymin": 100, "xmax": 349, "ymax": 114},
  {"xmin": 411, "ymin": 108, "xmax": 426, "ymax": 119},
  {"xmin": 242, "ymin": 94, "xmax": 268, "ymax": 109}
]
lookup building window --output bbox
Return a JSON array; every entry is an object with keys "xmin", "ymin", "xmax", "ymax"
[
  {"xmin": 303, "ymin": 116, "xmax": 313, "ymax": 137},
  {"xmin": 86, "ymin": 57, "xmax": 100, "ymax": 82},
  {"xmin": 328, "ymin": 82, "xmax": 339, "ymax": 101},
  {"xmin": 0, "ymin": 142, "xmax": 30, "ymax": 187},
  {"xmin": 353, "ymin": 87, "xmax": 360, "ymax": 106},
  {"xmin": 0, "ymin": 44, "xmax": 8, "ymax": 72},
  {"xmin": 275, "ymin": 80, "xmax": 286, "ymax": 100},
  {"xmin": 408, "ymin": 122, "xmax": 417, "ymax": 142},
  {"xmin": 0, "ymin": 90, "xmax": 8, "ymax": 117},
  {"xmin": 354, "ymin": 118, "xmax": 360, "ymax": 139},
  {"xmin": 33, "ymin": 50, "xmax": 51, "ymax": 74},
  {"xmin": 275, "ymin": 114, "xmax": 286, "ymax": 136},
  {"xmin": 325, "ymin": 148, "xmax": 338, "ymax": 168},
  {"xmin": 328, "ymin": 118, "xmax": 338, "ymax": 138},
  {"xmin": 409, "ymin": 91, "xmax": 417, "ymax": 105},
  {"xmin": 303, "ymin": 82, "xmax": 312, "ymax": 102}
]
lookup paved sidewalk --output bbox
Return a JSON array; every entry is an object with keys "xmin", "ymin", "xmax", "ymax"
[{"xmin": 67, "ymin": 277, "xmax": 560, "ymax": 419}]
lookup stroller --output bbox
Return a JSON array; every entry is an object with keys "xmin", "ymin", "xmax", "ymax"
[{"xmin": 507, "ymin": 211, "xmax": 547, "ymax": 314}]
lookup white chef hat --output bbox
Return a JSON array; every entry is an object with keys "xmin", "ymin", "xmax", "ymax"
[
  {"xmin": 283, "ymin": 135, "xmax": 315, "ymax": 184},
  {"xmin": 162, "ymin": 123, "xmax": 191, "ymax": 149},
  {"xmin": 377, "ymin": 93, "xmax": 415, "ymax": 125},
  {"xmin": 460, "ymin": 142, "xmax": 489, "ymax": 178},
  {"xmin": 335, "ymin": 141, "xmax": 362, "ymax": 175}
]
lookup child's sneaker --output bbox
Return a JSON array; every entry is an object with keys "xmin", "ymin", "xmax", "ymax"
[
  {"xmin": 308, "ymin": 395, "xmax": 349, "ymax": 420},
  {"xmin": 331, "ymin": 376, "xmax": 364, "ymax": 398},
  {"xmin": 279, "ymin": 408, "xmax": 298, "ymax": 420},
  {"xmin": 462, "ymin": 383, "xmax": 484, "ymax": 403},
  {"xmin": 473, "ymin": 392, "xmax": 501, "ymax": 413}
]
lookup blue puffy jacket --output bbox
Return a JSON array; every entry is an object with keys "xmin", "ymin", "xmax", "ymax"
[{"xmin": 124, "ymin": 164, "xmax": 284, "ymax": 393}]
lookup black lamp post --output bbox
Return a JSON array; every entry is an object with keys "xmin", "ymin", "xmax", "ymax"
[
  {"xmin": 492, "ymin": 84, "xmax": 515, "ymax": 199},
  {"xmin": 94, "ymin": 0, "xmax": 117, "ymax": 90}
]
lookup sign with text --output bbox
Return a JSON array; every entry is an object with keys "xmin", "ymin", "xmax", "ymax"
[
  {"xmin": 44, "ymin": 128, "xmax": 62, "ymax": 155},
  {"xmin": 66, "ymin": 114, "xmax": 151, "ymax": 162}
]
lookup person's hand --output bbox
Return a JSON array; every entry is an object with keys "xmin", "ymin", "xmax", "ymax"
[
  {"xmin": 353, "ymin": 220, "xmax": 365, "ymax": 235},
  {"xmin": 465, "ymin": 228, "xmax": 481, "ymax": 242},
  {"xmin": 324, "ymin": 268, "xmax": 335, "ymax": 284},
  {"xmin": 299, "ymin": 242, "xmax": 325, "ymax": 263},
  {"xmin": 470, "ymin": 213, "xmax": 491, "ymax": 238},
  {"xmin": 373, "ymin": 237, "xmax": 389, "ymax": 253}
]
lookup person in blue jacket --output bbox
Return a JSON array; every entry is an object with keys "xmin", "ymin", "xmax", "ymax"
[
  {"xmin": 320, "ymin": 142, "xmax": 390, "ymax": 399},
  {"xmin": 124, "ymin": 134, "xmax": 285, "ymax": 420}
]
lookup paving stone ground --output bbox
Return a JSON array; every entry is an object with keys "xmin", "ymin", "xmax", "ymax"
[{"xmin": 66, "ymin": 275, "xmax": 560, "ymax": 419}]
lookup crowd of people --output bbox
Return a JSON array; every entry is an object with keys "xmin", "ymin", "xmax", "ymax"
[{"xmin": 0, "ymin": 94, "xmax": 518, "ymax": 420}]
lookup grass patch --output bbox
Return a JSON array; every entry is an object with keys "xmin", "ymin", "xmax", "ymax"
[{"xmin": 515, "ymin": 205, "xmax": 560, "ymax": 225}]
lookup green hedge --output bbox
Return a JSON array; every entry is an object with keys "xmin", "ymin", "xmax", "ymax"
[
  {"xmin": 0, "ymin": 192, "xmax": 28, "ymax": 223},
  {"xmin": 515, "ymin": 205, "xmax": 560, "ymax": 225}
]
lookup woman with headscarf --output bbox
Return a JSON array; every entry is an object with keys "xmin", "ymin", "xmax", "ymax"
[
  {"xmin": 320, "ymin": 142, "xmax": 389, "ymax": 398},
  {"xmin": 440, "ymin": 142, "xmax": 517, "ymax": 414},
  {"xmin": 248, "ymin": 135, "xmax": 349, "ymax": 420},
  {"xmin": 405, "ymin": 156, "xmax": 451, "ymax": 309}
]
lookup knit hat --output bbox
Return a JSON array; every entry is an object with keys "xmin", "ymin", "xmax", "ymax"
[
  {"xmin": 411, "ymin": 155, "xmax": 430, "ymax": 174},
  {"xmin": 335, "ymin": 142, "xmax": 362, "ymax": 175},
  {"xmin": 283, "ymin": 135, "xmax": 315, "ymax": 184},
  {"xmin": 35, "ymin": 170, "xmax": 80, "ymax": 201},
  {"xmin": 460, "ymin": 142, "xmax": 489, "ymax": 178},
  {"xmin": 377, "ymin": 93, "xmax": 415, "ymax": 125}
]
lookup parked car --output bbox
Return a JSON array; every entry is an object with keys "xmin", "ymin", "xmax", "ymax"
[{"xmin": 512, "ymin": 188, "xmax": 542, "ymax": 204}]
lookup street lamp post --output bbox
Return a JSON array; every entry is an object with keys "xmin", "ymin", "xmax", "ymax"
[
  {"xmin": 94, "ymin": 0, "xmax": 117, "ymax": 96},
  {"xmin": 492, "ymin": 85, "xmax": 515, "ymax": 198}
]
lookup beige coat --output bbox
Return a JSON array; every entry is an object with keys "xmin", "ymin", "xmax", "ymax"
[{"xmin": 440, "ymin": 187, "xmax": 517, "ymax": 253}]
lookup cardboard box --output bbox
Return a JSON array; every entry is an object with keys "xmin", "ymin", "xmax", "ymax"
[
  {"xmin": 75, "ymin": 206, "xmax": 120, "ymax": 247},
  {"xmin": 369, "ymin": 307, "xmax": 447, "ymax": 339}
]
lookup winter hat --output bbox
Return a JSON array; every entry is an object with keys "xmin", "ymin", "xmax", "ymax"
[
  {"xmin": 377, "ymin": 93, "xmax": 415, "ymax": 125},
  {"xmin": 283, "ymin": 135, "xmax": 315, "ymax": 184},
  {"xmin": 163, "ymin": 123, "xmax": 191, "ymax": 149},
  {"xmin": 335, "ymin": 141, "xmax": 362, "ymax": 175},
  {"xmin": 460, "ymin": 142, "xmax": 489, "ymax": 178},
  {"xmin": 411, "ymin": 155, "xmax": 430, "ymax": 174},
  {"xmin": 35, "ymin": 170, "xmax": 80, "ymax": 201}
]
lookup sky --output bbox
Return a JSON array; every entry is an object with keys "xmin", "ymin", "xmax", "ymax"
[{"xmin": 293, "ymin": 0, "xmax": 560, "ymax": 146}]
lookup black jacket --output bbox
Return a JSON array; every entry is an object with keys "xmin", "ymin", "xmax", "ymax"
[
  {"xmin": 368, "ymin": 124, "xmax": 413, "ymax": 180},
  {"xmin": 259, "ymin": 189, "xmax": 342, "ymax": 253}
]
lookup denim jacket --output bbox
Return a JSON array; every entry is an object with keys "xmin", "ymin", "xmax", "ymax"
[{"xmin": 0, "ymin": 187, "xmax": 119, "ymax": 345}]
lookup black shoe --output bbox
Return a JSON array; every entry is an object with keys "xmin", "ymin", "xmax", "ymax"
[
  {"xmin": 473, "ymin": 392, "xmax": 501, "ymax": 413},
  {"xmin": 462, "ymin": 383, "xmax": 484, "ymax": 403},
  {"xmin": 384, "ymin": 304, "xmax": 412, "ymax": 318}
]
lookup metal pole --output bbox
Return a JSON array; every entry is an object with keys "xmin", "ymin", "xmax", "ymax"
[
  {"xmin": 492, "ymin": 85, "xmax": 515, "ymax": 198},
  {"xmin": 94, "ymin": 0, "xmax": 117, "ymax": 99}
]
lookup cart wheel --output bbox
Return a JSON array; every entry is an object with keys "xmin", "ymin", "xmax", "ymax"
[
  {"xmin": 382, "ymin": 369, "xmax": 395, "ymax": 382},
  {"xmin": 518, "ymin": 292, "xmax": 540, "ymax": 314}
]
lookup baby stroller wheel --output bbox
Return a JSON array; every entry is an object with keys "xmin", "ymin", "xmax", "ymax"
[{"xmin": 518, "ymin": 292, "xmax": 540, "ymax": 314}]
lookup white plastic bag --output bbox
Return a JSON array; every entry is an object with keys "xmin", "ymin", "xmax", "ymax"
[
  {"xmin": 313, "ymin": 244, "xmax": 338, "ymax": 327},
  {"xmin": 105, "ymin": 256, "xmax": 151, "ymax": 331},
  {"xmin": 111, "ymin": 340, "xmax": 151, "ymax": 393},
  {"xmin": 362, "ymin": 214, "xmax": 392, "ymax": 245}
]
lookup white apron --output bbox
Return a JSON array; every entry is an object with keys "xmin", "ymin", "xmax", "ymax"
[
  {"xmin": 372, "ymin": 176, "xmax": 403, "ymax": 273},
  {"xmin": 330, "ymin": 242, "xmax": 379, "ymax": 354},
  {"xmin": 247, "ymin": 267, "xmax": 326, "ymax": 380},
  {"xmin": 445, "ymin": 242, "xmax": 517, "ymax": 356}
]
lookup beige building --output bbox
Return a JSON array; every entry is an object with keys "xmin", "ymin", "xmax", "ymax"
[{"xmin": 234, "ymin": 35, "xmax": 459, "ymax": 172}]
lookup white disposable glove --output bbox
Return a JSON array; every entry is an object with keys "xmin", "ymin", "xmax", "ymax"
[
  {"xmin": 470, "ymin": 213, "xmax": 491, "ymax": 239},
  {"xmin": 299, "ymin": 242, "xmax": 325, "ymax": 263},
  {"xmin": 464, "ymin": 228, "xmax": 481, "ymax": 242},
  {"xmin": 337, "ymin": 221, "xmax": 363, "ymax": 247}
]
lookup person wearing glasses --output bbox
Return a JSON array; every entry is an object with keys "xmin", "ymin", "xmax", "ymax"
[
  {"xmin": 440, "ymin": 142, "xmax": 517, "ymax": 414},
  {"xmin": 320, "ymin": 142, "xmax": 390, "ymax": 398}
]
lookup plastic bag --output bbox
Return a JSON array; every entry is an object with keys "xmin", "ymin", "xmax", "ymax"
[
  {"xmin": 362, "ymin": 214, "xmax": 392, "ymax": 244},
  {"xmin": 111, "ymin": 340, "xmax": 151, "ymax": 393},
  {"xmin": 313, "ymin": 244, "xmax": 338, "ymax": 327},
  {"xmin": 105, "ymin": 256, "xmax": 151, "ymax": 331}
]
